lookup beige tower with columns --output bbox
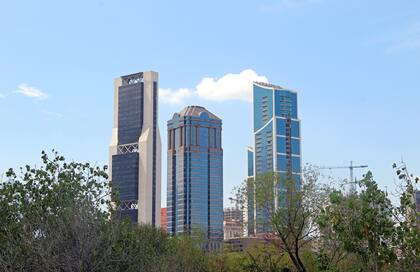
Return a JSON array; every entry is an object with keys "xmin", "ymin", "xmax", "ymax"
[{"xmin": 109, "ymin": 71, "xmax": 161, "ymax": 227}]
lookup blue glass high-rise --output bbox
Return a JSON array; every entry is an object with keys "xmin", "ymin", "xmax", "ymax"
[
  {"xmin": 167, "ymin": 106, "xmax": 223, "ymax": 248},
  {"xmin": 250, "ymin": 82, "xmax": 302, "ymax": 234}
]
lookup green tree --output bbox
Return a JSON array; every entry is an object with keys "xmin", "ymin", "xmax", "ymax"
[
  {"xmin": 391, "ymin": 162, "xmax": 420, "ymax": 271},
  {"xmin": 0, "ymin": 150, "xmax": 111, "ymax": 271},
  {"xmin": 0, "ymin": 150, "xmax": 207, "ymax": 272},
  {"xmin": 242, "ymin": 244, "xmax": 288, "ymax": 272},
  {"xmin": 235, "ymin": 167, "xmax": 329, "ymax": 272},
  {"xmin": 318, "ymin": 172, "xmax": 397, "ymax": 272}
]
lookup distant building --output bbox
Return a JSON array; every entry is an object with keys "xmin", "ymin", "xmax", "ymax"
[
  {"xmin": 224, "ymin": 208, "xmax": 244, "ymax": 240},
  {"xmin": 167, "ymin": 106, "xmax": 223, "ymax": 248},
  {"xmin": 246, "ymin": 146, "xmax": 255, "ymax": 236},
  {"xmin": 248, "ymin": 82, "xmax": 302, "ymax": 234},
  {"xmin": 109, "ymin": 71, "xmax": 161, "ymax": 227},
  {"xmin": 225, "ymin": 233, "xmax": 279, "ymax": 252},
  {"xmin": 161, "ymin": 208, "xmax": 167, "ymax": 231}
]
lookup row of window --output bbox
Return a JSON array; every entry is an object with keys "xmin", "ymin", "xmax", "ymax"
[
  {"xmin": 111, "ymin": 153, "xmax": 139, "ymax": 200},
  {"xmin": 118, "ymin": 85, "xmax": 144, "ymax": 145},
  {"xmin": 168, "ymin": 125, "xmax": 222, "ymax": 149},
  {"xmin": 276, "ymin": 155, "xmax": 301, "ymax": 173},
  {"xmin": 277, "ymin": 137, "xmax": 301, "ymax": 155},
  {"xmin": 276, "ymin": 118, "xmax": 300, "ymax": 138},
  {"xmin": 274, "ymin": 91, "xmax": 298, "ymax": 119}
]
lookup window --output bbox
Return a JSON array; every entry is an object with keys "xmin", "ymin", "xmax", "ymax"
[
  {"xmin": 292, "ymin": 157, "xmax": 301, "ymax": 173},
  {"xmin": 192, "ymin": 126, "xmax": 197, "ymax": 145},
  {"xmin": 277, "ymin": 137, "xmax": 286, "ymax": 153},
  {"xmin": 186, "ymin": 126, "xmax": 191, "ymax": 145},
  {"xmin": 276, "ymin": 118, "xmax": 286, "ymax": 135},
  {"xmin": 174, "ymin": 128, "xmax": 181, "ymax": 147},
  {"xmin": 199, "ymin": 127, "xmax": 209, "ymax": 147},
  {"xmin": 277, "ymin": 155, "xmax": 287, "ymax": 172},
  {"xmin": 292, "ymin": 138, "xmax": 300, "ymax": 155},
  {"xmin": 291, "ymin": 120, "xmax": 300, "ymax": 138}
]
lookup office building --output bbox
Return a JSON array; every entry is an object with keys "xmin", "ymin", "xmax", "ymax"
[
  {"xmin": 109, "ymin": 71, "xmax": 161, "ymax": 227},
  {"xmin": 224, "ymin": 207, "xmax": 244, "ymax": 240},
  {"xmin": 224, "ymin": 234, "xmax": 279, "ymax": 252},
  {"xmin": 249, "ymin": 82, "xmax": 302, "ymax": 233},
  {"xmin": 167, "ymin": 106, "xmax": 223, "ymax": 246}
]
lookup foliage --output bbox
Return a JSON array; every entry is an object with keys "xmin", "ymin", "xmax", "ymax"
[
  {"xmin": 318, "ymin": 172, "xmax": 397, "ymax": 271},
  {"xmin": 168, "ymin": 234, "xmax": 209, "ymax": 272},
  {"xmin": 234, "ymin": 167, "xmax": 330, "ymax": 272},
  {"xmin": 208, "ymin": 251, "xmax": 244, "ymax": 272},
  {"xmin": 1, "ymin": 151, "xmax": 419, "ymax": 272},
  {"xmin": 0, "ymin": 151, "xmax": 207, "ymax": 272},
  {"xmin": 242, "ymin": 244, "xmax": 288, "ymax": 272},
  {"xmin": 391, "ymin": 162, "xmax": 420, "ymax": 271}
]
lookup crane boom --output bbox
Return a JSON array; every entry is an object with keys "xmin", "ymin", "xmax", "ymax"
[
  {"xmin": 319, "ymin": 166, "xmax": 368, "ymax": 169},
  {"xmin": 318, "ymin": 161, "xmax": 368, "ymax": 183}
]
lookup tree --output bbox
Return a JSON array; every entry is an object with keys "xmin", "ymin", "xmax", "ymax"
[
  {"xmin": 235, "ymin": 167, "xmax": 329, "ymax": 272},
  {"xmin": 0, "ymin": 150, "xmax": 111, "ymax": 271},
  {"xmin": 0, "ymin": 150, "xmax": 208, "ymax": 272},
  {"xmin": 242, "ymin": 244, "xmax": 288, "ymax": 272},
  {"xmin": 391, "ymin": 162, "xmax": 420, "ymax": 271},
  {"xmin": 318, "ymin": 171, "xmax": 397, "ymax": 272}
]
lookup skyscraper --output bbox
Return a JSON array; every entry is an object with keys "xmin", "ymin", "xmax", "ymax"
[
  {"xmin": 167, "ymin": 106, "xmax": 223, "ymax": 247},
  {"xmin": 109, "ymin": 71, "xmax": 161, "ymax": 227},
  {"xmin": 249, "ymin": 81, "xmax": 301, "ymax": 233}
]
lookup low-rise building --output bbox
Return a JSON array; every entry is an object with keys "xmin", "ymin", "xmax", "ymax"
[
  {"xmin": 223, "ymin": 207, "xmax": 244, "ymax": 240},
  {"xmin": 161, "ymin": 207, "xmax": 167, "ymax": 232}
]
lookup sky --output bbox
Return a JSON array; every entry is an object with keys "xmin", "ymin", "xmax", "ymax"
[{"xmin": 0, "ymin": 0, "xmax": 419, "ymax": 207}]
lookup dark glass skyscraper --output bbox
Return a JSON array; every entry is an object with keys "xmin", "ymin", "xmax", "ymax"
[
  {"xmin": 249, "ymin": 82, "xmax": 302, "ymax": 234},
  {"xmin": 167, "ymin": 106, "xmax": 223, "ymax": 246},
  {"xmin": 109, "ymin": 71, "xmax": 161, "ymax": 227}
]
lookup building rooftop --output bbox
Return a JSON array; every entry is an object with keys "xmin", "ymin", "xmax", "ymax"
[
  {"xmin": 254, "ymin": 81, "xmax": 284, "ymax": 90},
  {"xmin": 254, "ymin": 81, "xmax": 298, "ymax": 94},
  {"xmin": 179, "ymin": 105, "xmax": 221, "ymax": 120}
]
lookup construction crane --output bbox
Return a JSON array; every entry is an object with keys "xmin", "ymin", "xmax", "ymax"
[{"xmin": 319, "ymin": 161, "xmax": 368, "ymax": 183}]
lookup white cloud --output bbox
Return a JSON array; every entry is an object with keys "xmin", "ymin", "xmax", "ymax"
[
  {"xmin": 0, "ymin": 93, "xmax": 5, "ymax": 99},
  {"xmin": 15, "ymin": 83, "xmax": 48, "ymax": 100},
  {"xmin": 159, "ymin": 69, "xmax": 268, "ymax": 104},
  {"xmin": 159, "ymin": 88, "xmax": 192, "ymax": 104},
  {"xmin": 195, "ymin": 69, "xmax": 268, "ymax": 102}
]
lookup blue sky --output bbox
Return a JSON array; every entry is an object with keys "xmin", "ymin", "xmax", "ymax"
[{"xmin": 1, "ymin": 0, "xmax": 419, "ymax": 206}]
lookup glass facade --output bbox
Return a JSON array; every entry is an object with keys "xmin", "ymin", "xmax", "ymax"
[
  {"xmin": 247, "ymin": 148, "xmax": 254, "ymax": 178},
  {"xmin": 117, "ymin": 83, "xmax": 144, "ymax": 145},
  {"xmin": 249, "ymin": 82, "xmax": 302, "ymax": 234},
  {"xmin": 167, "ymin": 106, "xmax": 223, "ymax": 243},
  {"xmin": 112, "ymin": 153, "xmax": 140, "ymax": 200}
]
